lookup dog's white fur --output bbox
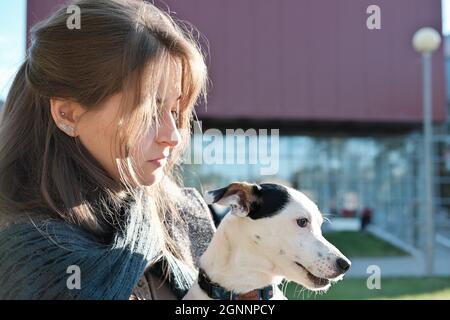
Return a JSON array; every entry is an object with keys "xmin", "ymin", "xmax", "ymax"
[{"xmin": 183, "ymin": 184, "xmax": 349, "ymax": 300}]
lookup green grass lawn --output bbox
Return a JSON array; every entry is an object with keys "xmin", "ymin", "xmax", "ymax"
[
  {"xmin": 282, "ymin": 277, "xmax": 450, "ymax": 300},
  {"xmin": 323, "ymin": 231, "xmax": 408, "ymax": 257},
  {"xmin": 279, "ymin": 231, "xmax": 449, "ymax": 299}
]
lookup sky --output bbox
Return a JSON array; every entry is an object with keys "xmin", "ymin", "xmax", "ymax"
[
  {"xmin": 0, "ymin": 0, "xmax": 26, "ymax": 101},
  {"xmin": 0, "ymin": 0, "xmax": 449, "ymax": 101},
  {"xmin": 444, "ymin": 0, "xmax": 450, "ymax": 36}
]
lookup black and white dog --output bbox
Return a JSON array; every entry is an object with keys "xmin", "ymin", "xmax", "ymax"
[{"xmin": 183, "ymin": 182, "xmax": 351, "ymax": 300}]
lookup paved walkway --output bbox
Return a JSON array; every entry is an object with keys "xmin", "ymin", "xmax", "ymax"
[{"xmin": 346, "ymin": 243, "xmax": 450, "ymax": 278}]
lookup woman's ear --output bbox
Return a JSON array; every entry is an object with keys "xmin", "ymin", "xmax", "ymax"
[{"xmin": 49, "ymin": 98, "xmax": 86, "ymax": 137}]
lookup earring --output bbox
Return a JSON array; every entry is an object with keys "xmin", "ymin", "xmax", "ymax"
[
  {"xmin": 60, "ymin": 112, "xmax": 66, "ymax": 116},
  {"xmin": 59, "ymin": 123, "xmax": 74, "ymax": 135}
]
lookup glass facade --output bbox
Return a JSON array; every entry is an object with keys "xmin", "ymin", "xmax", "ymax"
[{"xmin": 183, "ymin": 131, "xmax": 429, "ymax": 250}]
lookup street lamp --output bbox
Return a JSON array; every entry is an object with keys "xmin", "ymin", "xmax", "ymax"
[{"xmin": 412, "ymin": 27, "xmax": 442, "ymax": 275}]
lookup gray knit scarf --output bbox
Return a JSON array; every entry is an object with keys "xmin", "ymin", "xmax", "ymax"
[{"xmin": 0, "ymin": 189, "xmax": 196, "ymax": 300}]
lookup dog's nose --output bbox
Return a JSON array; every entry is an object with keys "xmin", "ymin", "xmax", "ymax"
[{"xmin": 336, "ymin": 258, "xmax": 351, "ymax": 273}]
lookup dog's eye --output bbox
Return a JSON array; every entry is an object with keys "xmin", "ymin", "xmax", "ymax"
[{"xmin": 296, "ymin": 218, "xmax": 309, "ymax": 228}]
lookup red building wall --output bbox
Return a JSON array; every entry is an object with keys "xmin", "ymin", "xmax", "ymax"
[{"xmin": 27, "ymin": 0, "xmax": 447, "ymax": 124}]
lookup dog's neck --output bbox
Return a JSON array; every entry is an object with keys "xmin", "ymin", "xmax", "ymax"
[{"xmin": 199, "ymin": 214, "xmax": 283, "ymax": 294}]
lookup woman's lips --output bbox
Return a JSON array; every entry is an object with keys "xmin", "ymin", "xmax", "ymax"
[{"xmin": 147, "ymin": 157, "xmax": 167, "ymax": 167}]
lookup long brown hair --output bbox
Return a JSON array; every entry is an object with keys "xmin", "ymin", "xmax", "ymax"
[{"xmin": 0, "ymin": 0, "xmax": 208, "ymax": 272}]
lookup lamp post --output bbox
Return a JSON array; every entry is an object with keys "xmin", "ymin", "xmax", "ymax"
[{"xmin": 412, "ymin": 27, "xmax": 442, "ymax": 275}]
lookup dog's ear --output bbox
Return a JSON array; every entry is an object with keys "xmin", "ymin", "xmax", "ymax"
[
  {"xmin": 204, "ymin": 186, "xmax": 228, "ymax": 205},
  {"xmin": 204, "ymin": 182, "xmax": 262, "ymax": 217}
]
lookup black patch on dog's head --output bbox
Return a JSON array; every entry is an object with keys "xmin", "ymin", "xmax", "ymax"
[{"xmin": 247, "ymin": 183, "xmax": 290, "ymax": 220}]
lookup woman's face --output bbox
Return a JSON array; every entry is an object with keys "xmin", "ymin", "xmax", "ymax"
[{"xmin": 67, "ymin": 63, "xmax": 183, "ymax": 186}]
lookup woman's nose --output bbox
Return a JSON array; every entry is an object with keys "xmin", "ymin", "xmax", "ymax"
[{"xmin": 155, "ymin": 113, "xmax": 180, "ymax": 148}]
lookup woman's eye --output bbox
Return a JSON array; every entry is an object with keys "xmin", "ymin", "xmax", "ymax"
[
  {"xmin": 171, "ymin": 110, "xmax": 180, "ymax": 122},
  {"xmin": 296, "ymin": 218, "xmax": 308, "ymax": 228}
]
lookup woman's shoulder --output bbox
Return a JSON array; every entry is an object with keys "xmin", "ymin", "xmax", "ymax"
[
  {"xmin": 0, "ymin": 213, "xmax": 46, "ymax": 229},
  {"xmin": 0, "ymin": 213, "xmax": 99, "ymax": 251},
  {"xmin": 180, "ymin": 187, "xmax": 210, "ymax": 211},
  {"xmin": 0, "ymin": 210, "xmax": 156, "ymax": 299},
  {"xmin": 173, "ymin": 187, "xmax": 216, "ymax": 268},
  {"xmin": 0, "ymin": 215, "xmax": 94, "ymax": 299},
  {"xmin": 0, "ymin": 212, "xmax": 70, "ymax": 243},
  {"xmin": 179, "ymin": 187, "xmax": 216, "ymax": 231}
]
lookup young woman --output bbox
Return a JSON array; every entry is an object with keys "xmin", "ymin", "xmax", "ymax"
[{"xmin": 0, "ymin": 0, "xmax": 215, "ymax": 300}]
